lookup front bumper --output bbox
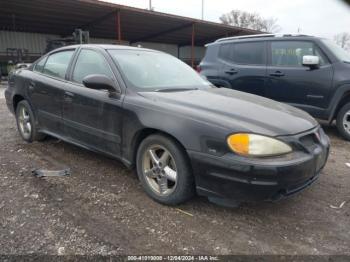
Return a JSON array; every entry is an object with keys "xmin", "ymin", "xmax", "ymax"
[{"xmin": 188, "ymin": 127, "xmax": 330, "ymax": 202}]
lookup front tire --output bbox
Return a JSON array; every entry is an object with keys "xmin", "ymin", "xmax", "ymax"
[
  {"xmin": 15, "ymin": 100, "xmax": 46, "ymax": 142},
  {"xmin": 136, "ymin": 134, "xmax": 195, "ymax": 205},
  {"xmin": 336, "ymin": 102, "xmax": 350, "ymax": 141}
]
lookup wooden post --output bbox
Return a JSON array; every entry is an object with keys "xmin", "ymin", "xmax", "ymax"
[{"xmin": 116, "ymin": 10, "xmax": 121, "ymax": 43}]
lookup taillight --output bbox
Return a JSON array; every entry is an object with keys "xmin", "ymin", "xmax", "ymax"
[{"xmin": 196, "ymin": 65, "xmax": 201, "ymax": 73}]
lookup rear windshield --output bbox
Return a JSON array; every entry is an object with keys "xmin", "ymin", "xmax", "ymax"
[{"xmin": 108, "ymin": 49, "xmax": 210, "ymax": 90}]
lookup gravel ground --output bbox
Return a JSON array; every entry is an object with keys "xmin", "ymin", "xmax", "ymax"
[{"xmin": 0, "ymin": 86, "xmax": 349, "ymax": 255}]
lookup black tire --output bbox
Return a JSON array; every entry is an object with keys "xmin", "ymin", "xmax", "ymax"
[
  {"xmin": 136, "ymin": 134, "xmax": 195, "ymax": 205},
  {"xmin": 15, "ymin": 100, "xmax": 46, "ymax": 143},
  {"xmin": 336, "ymin": 102, "xmax": 350, "ymax": 141}
]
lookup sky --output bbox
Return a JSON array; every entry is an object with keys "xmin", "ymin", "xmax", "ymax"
[{"xmin": 102, "ymin": 0, "xmax": 350, "ymax": 39}]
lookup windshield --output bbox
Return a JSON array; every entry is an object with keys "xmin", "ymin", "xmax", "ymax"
[
  {"xmin": 321, "ymin": 39, "xmax": 350, "ymax": 63},
  {"xmin": 108, "ymin": 49, "xmax": 210, "ymax": 90}
]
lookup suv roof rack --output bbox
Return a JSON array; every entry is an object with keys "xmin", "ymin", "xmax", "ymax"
[{"xmin": 215, "ymin": 33, "xmax": 312, "ymax": 43}]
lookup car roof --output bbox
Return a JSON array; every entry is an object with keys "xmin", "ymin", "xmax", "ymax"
[
  {"xmin": 206, "ymin": 34, "xmax": 320, "ymax": 46},
  {"xmin": 49, "ymin": 44, "xmax": 160, "ymax": 54}
]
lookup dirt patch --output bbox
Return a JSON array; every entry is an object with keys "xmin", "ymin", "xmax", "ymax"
[{"xmin": 0, "ymin": 92, "xmax": 349, "ymax": 255}]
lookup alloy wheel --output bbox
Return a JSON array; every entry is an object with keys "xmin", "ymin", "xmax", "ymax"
[
  {"xmin": 18, "ymin": 105, "xmax": 32, "ymax": 140},
  {"xmin": 343, "ymin": 110, "xmax": 350, "ymax": 135},
  {"xmin": 142, "ymin": 144, "xmax": 177, "ymax": 196}
]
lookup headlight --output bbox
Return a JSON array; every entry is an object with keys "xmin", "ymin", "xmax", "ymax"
[{"xmin": 227, "ymin": 133, "xmax": 292, "ymax": 157}]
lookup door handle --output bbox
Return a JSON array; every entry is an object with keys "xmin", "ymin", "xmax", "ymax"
[
  {"xmin": 269, "ymin": 71, "xmax": 285, "ymax": 77},
  {"xmin": 28, "ymin": 80, "xmax": 36, "ymax": 91},
  {"xmin": 225, "ymin": 68, "xmax": 238, "ymax": 75},
  {"xmin": 64, "ymin": 91, "xmax": 74, "ymax": 97},
  {"xmin": 64, "ymin": 91, "xmax": 74, "ymax": 102}
]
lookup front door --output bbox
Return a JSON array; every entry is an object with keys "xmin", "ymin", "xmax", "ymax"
[
  {"xmin": 220, "ymin": 41, "xmax": 267, "ymax": 97},
  {"xmin": 62, "ymin": 48, "xmax": 124, "ymax": 157},
  {"xmin": 266, "ymin": 40, "xmax": 333, "ymax": 111}
]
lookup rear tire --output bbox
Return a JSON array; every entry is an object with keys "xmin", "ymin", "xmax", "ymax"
[
  {"xmin": 136, "ymin": 134, "xmax": 195, "ymax": 205},
  {"xmin": 15, "ymin": 100, "xmax": 46, "ymax": 142},
  {"xmin": 336, "ymin": 102, "xmax": 350, "ymax": 141}
]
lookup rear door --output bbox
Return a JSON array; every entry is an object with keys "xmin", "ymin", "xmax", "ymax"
[
  {"xmin": 63, "ymin": 47, "xmax": 124, "ymax": 157},
  {"xmin": 266, "ymin": 40, "xmax": 333, "ymax": 110},
  {"xmin": 29, "ymin": 49, "xmax": 75, "ymax": 134},
  {"xmin": 219, "ymin": 41, "xmax": 267, "ymax": 97}
]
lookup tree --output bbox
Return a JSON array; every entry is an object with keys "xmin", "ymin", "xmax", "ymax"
[
  {"xmin": 219, "ymin": 10, "xmax": 281, "ymax": 33},
  {"xmin": 334, "ymin": 32, "xmax": 350, "ymax": 50},
  {"xmin": 263, "ymin": 18, "xmax": 281, "ymax": 33}
]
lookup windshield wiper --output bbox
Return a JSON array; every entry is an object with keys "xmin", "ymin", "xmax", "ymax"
[{"xmin": 154, "ymin": 87, "xmax": 198, "ymax": 92}]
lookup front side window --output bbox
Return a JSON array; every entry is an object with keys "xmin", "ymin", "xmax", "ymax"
[
  {"xmin": 33, "ymin": 56, "xmax": 47, "ymax": 73},
  {"xmin": 108, "ymin": 50, "xmax": 210, "ymax": 90},
  {"xmin": 232, "ymin": 42, "xmax": 265, "ymax": 65},
  {"xmin": 271, "ymin": 41, "xmax": 327, "ymax": 67},
  {"xmin": 43, "ymin": 50, "xmax": 74, "ymax": 79},
  {"xmin": 72, "ymin": 49, "xmax": 114, "ymax": 84}
]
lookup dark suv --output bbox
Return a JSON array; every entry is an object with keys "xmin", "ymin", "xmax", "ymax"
[{"xmin": 199, "ymin": 34, "xmax": 350, "ymax": 140}]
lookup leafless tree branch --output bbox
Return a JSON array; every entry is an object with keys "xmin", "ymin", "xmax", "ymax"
[{"xmin": 219, "ymin": 10, "xmax": 281, "ymax": 33}]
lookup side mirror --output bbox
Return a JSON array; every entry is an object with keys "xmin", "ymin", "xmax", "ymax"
[
  {"xmin": 82, "ymin": 74, "xmax": 118, "ymax": 92},
  {"xmin": 302, "ymin": 55, "xmax": 319, "ymax": 68}
]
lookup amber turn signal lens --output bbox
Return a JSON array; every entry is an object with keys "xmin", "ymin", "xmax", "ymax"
[{"xmin": 227, "ymin": 133, "xmax": 249, "ymax": 155}]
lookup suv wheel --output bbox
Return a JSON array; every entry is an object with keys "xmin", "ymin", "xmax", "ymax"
[
  {"xmin": 336, "ymin": 102, "xmax": 350, "ymax": 141},
  {"xmin": 15, "ymin": 100, "xmax": 46, "ymax": 142},
  {"xmin": 136, "ymin": 134, "xmax": 195, "ymax": 205}
]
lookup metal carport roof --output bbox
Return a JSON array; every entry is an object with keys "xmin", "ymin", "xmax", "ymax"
[{"xmin": 0, "ymin": 0, "xmax": 261, "ymax": 46}]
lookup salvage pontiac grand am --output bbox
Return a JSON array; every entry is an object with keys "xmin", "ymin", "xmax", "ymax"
[{"xmin": 5, "ymin": 45, "xmax": 330, "ymax": 206}]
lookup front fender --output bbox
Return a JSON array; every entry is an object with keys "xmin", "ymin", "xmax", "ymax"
[
  {"xmin": 121, "ymin": 98, "xmax": 230, "ymax": 165},
  {"xmin": 327, "ymin": 83, "xmax": 350, "ymax": 122}
]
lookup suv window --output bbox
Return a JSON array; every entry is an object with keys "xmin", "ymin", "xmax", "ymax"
[
  {"xmin": 218, "ymin": 44, "xmax": 232, "ymax": 61},
  {"xmin": 271, "ymin": 41, "xmax": 327, "ymax": 67},
  {"xmin": 72, "ymin": 49, "xmax": 114, "ymax": 84},
  {"xmin": 232, "ymin": 42, "xmax": 265, "ymax": 65},
  {"xmin": 33, "ymin": 56, "xmax": 47, "ymax": 73},
  {"xmin": 43, "ymin": 50, "xmax": 74, "ymax": 79}
]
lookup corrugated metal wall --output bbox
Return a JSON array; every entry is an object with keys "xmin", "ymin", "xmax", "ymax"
[
  {"xmin": 131, "ymin": 42, "xmax": 179, "ymax": 57},
  {"xmin": 0, "ymin": 31, "xmax": 205, "ymax": 62},
  {"xmin": 0, "ymin": 30, "xmax": 59, "ymax": 54},
  {"xmin": 179, "ymin": 46, "xmax": 206, "ymax": 60},
  {"xmin": 89, "ymin": 39, "xmax": 205, "ymax": 60}
]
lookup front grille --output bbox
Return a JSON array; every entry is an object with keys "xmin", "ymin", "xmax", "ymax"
[
  {"xmin": 299, "ymin": 133, "xmax": 318, "ymax": 147},
  {"xmin": 298, "ymin": 128, "xmax": 323, "ymax": 153}
]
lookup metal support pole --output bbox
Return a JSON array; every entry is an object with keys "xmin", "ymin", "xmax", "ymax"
[
  {"xmin": 116, "ymin": 10, "xmax": 121, "ymax": 43},
  {"xmin": 201, "ymin": 0, "xmax": 204, "ymax": 20},
  {"xmin": 191, "ymin": 23, "xmax": 195, "ymax": 68}
]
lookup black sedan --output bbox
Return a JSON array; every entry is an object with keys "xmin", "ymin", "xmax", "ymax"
[{"xmin": 5, "ymin": 45, "xmax": 330, "ymax": 206}]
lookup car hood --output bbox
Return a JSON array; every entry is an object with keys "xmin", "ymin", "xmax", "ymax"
[{"xmin": 139, "ymin": 87, "xmax": 318, "ymax": 137}]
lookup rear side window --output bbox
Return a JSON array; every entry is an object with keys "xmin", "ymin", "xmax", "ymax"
[
  {"xmin": 33, "ymin": 57, "xmax": 47, "ymax": 73},
  {"xmin": 43, "ymin": 50, "xmax": 74, "ymax": 79},
  {"xmin": 72, "ymin": 49, "xmax": 114, "ymax": 84},
  {"xmin": 232, "ymin": 42, "xmax": 265, "ymax": 65},
  {"xmin": 218, "ymin": 44, "xmax": 233, "ymax": 61},
  {"xmin": 271, "ymin": 41, "xmax": 328, "ymax": 67},
  {"xmin": 218, "ymin": 42, "xmax": 265, "ymax": 65}
]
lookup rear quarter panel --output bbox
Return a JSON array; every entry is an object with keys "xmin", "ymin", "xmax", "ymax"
[
  {"xmin": 200, "ymin": 44, "xmax": 230, "ymax": 87},
  {"xmin": 5, "ymin": 69, "xmax": 33, "ymax": 113}
]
